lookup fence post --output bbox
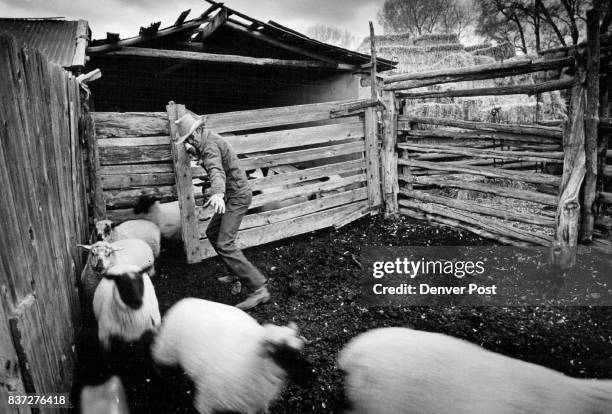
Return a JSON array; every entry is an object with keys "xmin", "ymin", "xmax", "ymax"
[
  {"xmin": 382, "ymin": 89, "xmax": 399, "ymax": 217},
  {"xmin": 581, "ymin": 9, "xmax": 600, "ymax": 242},
  {"xmin": 167, "ymin": 103, "xmax": 202, "ymax": 263},
  {"xmin": 551, "ymin": 73, "xmax": 586, "ymax": 270},
  {"xmin": 84, "ymin": 101, "xmax": 106, "ymax": 223},
  {"xmin": 364, "ymin": 106, "xmax": 383, "ymax": 211}
]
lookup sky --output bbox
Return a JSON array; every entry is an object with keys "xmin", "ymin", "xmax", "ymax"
[{"xmin": 0, "ymin": 0, "xmax": 386, "ymax": 47}]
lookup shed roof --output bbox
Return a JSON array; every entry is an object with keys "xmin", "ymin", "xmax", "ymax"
[
  {"xmin": 87, "ymin": 1, "xmax": 395, "ymax": 71},
  {"xmin": 0, "ymin": 18, "xmax": 89, "ymax": 68}
]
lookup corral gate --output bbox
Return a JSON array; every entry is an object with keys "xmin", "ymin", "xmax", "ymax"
[{"xmin": 91, "ymin": 98, "xmax": 383, "ymax": 264}]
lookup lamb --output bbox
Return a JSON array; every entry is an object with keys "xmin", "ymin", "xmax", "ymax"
[
  {"xmin": 94, "ymin": 219, "xmax": 161, "ymax": 257},
  {"xmin": 151, "ymin": 298, "xmax": 314, "ymax": 414},
  {"xmin": 93, "ymin": 264, "xmax": 160, "ymax": 352},
  {"xmin": 133, "ymin": 195, "xmax": 181, "ymax": 240},
  {"xmin": 338, "ymin": 327, "xmax": 612, "ymax": 414}
]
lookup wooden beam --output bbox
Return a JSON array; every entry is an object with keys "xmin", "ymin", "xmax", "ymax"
[
  {"xmin": 369, "ymin": 21, "xmax": 377, "ymax": 101},
  {"xmin": 398, "ymin": 143, "xmax": 564, "ymax": 163},
  {"xmin": 224, "ymin": 19, "xmax": 356, "ymax": 69},
  {"xmin": 198, "ymin": 8, "xmax": 228, "ymax": 41},
  {"xmin": 400, "ymin": 128, "xmax": 560, "ymax": 145},
  {"xmin": 174, "ymin": 9, "xmax": 191, "ymax": 25},
  {"xmin": 396, "ymin": 78, "xmax": 575, "ymax": 99},
  {"xmin": 581, "ymin": 9, "xmax": 601, "ymax": 242},
  {"xmin": 71, "ymin": 19, "xmax": 89, "ymax": 67},
  {"xmin": 87, "ymin": 20, "xmax": 209, "ymax": 53},
  {"xmin": 384, "ymin": 57, "xmax": 574, "ymax": 90},
  {"xmin": 382, "ymin": 90, "xmax": 399, "ymax": 217},
  {"xmin": 399, "ymin": 116, "xmax": 562, "ymax": 139},
  {"xmin": 364, "ymin": 106, "xmax": 382, "ymax": 212},
  {"xmin": 199, "ymin": 2, "xmax": 224, "ymax": 19},
  {"xmin": 103, "ymin": 46, "xmax": 349, "ymax": 69}
]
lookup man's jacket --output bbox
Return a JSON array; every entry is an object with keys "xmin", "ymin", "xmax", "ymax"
[{"xmin": 191, "ymin": 129, "xmax": 250, "ymax": 197}]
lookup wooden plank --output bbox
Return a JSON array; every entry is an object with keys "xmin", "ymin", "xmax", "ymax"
[
  {"xmin": 581, "ymin": 9, "xmax": 601, "ymax": 242},
  {"xmin": 97, "ymin": 136, "xmax": 170, "ymax": 146},
  {"xmin": 381, "ymin": 90, "xmax": 398, "ymax": 217},
  {"xmin": 199, "ymin": 187, "xmax": 368, "ymax": 235},
  {"xmin": 199, "ymin": 99, "xmax": 363, "ymax": 133},
  {"xmin": 384, "ymin": 57, "xmax": 574, "ymax": 89},
  {"xmin": 249, "ymin": 174, "xmax": 366, "ymax": 210},
  {"xmin": 232, "ymin": 141, "xmax": 364, "ymax": 171},
  {"xmin": 101, "ymin": 172, "xmax": 176, "ymax": 189},
  {"xmin": 401, "ymin": 175, "xmax": 558, "ymax": 206},
  {"xmin": 92, "ymin": 112, "xmax": 169, "ymax": 138},
  {"xmin": 400, "ymin": 128, "xmax": 560, "ymax": 145},
  {"xmin": 100, "ymin": 163, "xmax": 174, "ymax": 175},
  {"xmin": 249, "ymin": 160, "xmax": 364, "ymax": 191},
  {"xmin": 198, "ymin": 7, "xmax": 228, "ymax": 40},
  {"xmin": 99, "ymin": 145, "xmax": 172, "ymax": 165},
  {"xmin": 105, "ymin": 46, "xmax": 349, "ymax": 69},
  {"xmin": 168, "ymin": 103, "xmax": 203, "ymax": 263},
  {"xmin": 396, "ymin": 78, "xmax": 575, "ymax": 99},
  {"xmin": 198, "ymin": 201, "xmax": 368, "ymax": 258},
  {"xmin": 398, "ymin": 143, "xmax": 564, "ymax": 163},
  {"xmin": 399, "ymin": 199, "xmax": 551, "ymax": 245},
  {"xmin": 401, "ymin": 189, "xmax": 555, "ymax": 226},
  {"xmin": 223, "ymin": 121, "xmax": 364, "ymax": 154},
  {"xmin": 399, "ymin": 159, "xmax": 560, "ymax": 186},
  {"xmin": 364, "ymin": 107, "xmax": 382, "ymax": 212},
  {"xmin": 601, "ymin": 191, "xmax": 612, "ymax": 205}
]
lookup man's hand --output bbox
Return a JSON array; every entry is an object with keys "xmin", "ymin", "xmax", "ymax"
[{"xmin": 205, "ymin": 193, "xmax": 225, "ymax": 214}]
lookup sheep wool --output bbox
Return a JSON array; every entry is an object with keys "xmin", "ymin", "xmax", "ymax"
[
  {"xmin": 79, "ymin": 238, "xmax": 155, "ymax": 278},
  {"xmin": 95, "ymin": 219, "xmax": 162, "ymax": 258},
  {"xmin": 152, "ymin": 298, "xmax": 311, "ymax": 414},
  {"xmin": 93, "ymin": 264, "xmax": 160, "ymax": 351},
  {"xmin": 338, "ymin": 327, "xmax": 612, "ymax": 414},
  {"xmin": 133, "ymin": 196, "xmax": 181, "ymax": 240}
]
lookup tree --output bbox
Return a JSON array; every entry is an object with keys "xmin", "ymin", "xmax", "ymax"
[
  {"xmin": 476, "ymin": 0, "xmax": 601, "ymax": 55},
  {"xmin": 306, "ymin": 24, "xmax": 356, "ymax": 49},
  {"xmin": 377, "ymin": 0, "xmax": 475, "ymax": 36}
]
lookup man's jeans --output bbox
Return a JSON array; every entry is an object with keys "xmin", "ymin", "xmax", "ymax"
[{"xmin": 206, "ymin": 191, "xmax": 266, "ymax": 290}]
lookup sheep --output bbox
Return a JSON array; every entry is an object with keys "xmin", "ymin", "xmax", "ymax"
[
  {"xmin": 151, "ymin": 298, "xmax": 314, "ymax": 414},
  {"xmin": 93, "ymin": 264, "xmax": 160, "ymax": 352},
  {"xmin": 80, "ymin": 376, "xmax": 130, "ymax": 414},
  {"xmin": 78, "ymin": 238, "xmax": 155, "ymax": 277},
  {"xmin": 94, "ymin": 219, "xmax": 161, "ymax": 258},
  {"xmin": 133, "ymin": 195, "xmax": 181, "ymax": 240},
  {"xmin": 338, "ymin": 327, "xmax": 612, "ymax": 414}
]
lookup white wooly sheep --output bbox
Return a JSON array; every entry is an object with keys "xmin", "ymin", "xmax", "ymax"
[
  {"xmin": 78, "ymin": 238, "xmax": 156, "ymax": 302},
  {"xmin": 338, "ymin": 327, "xmax": 612, "ymax": 414},
  {"xmin": 133, "ymin": 195, "xmax": 181, "ymax": 240},
  {"xmin": 94, "ymin": 219, "xmax": 161, "ymax": 258},
  {"xmin": 151, "ymin": 298, "xmax": 313, "ymax": 414},
  {"xmin": 93, "ymin": 264, "xmax": 161, "ymax": 352}
]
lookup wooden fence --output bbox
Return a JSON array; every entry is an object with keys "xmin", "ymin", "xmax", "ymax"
[
  {"xmin": 0, "ymin": 33, "xmax": 89, "ymax": 413},
  {"xmin": 380, "ymin": 9, "xmax": 611, "ymax": 266},
  {"xmin": 91, "ymin": 98, "xmax": 381, "ymax": 263}
]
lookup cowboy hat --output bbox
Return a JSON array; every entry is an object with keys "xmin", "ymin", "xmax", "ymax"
[{"xmin": 175, "ymin": 113, "xmax": 205, "ymax": 144}]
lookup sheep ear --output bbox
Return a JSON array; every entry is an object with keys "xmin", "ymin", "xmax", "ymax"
[
  {"xmin": 77, "ymin": 244, "xmax": 92, "ymax": 251},
  {"xmin": 264, "ymin": 341, "xmax": 314, "ymax": 388}
]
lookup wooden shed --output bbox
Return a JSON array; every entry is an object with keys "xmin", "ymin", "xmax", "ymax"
[{"xmin": 85, "ymin": 0, "xmax": 394, "ymax": 114}]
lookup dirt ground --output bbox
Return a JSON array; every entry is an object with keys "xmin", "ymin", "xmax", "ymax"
[{"xmin": 73, "ymin": 215, "xmax": 612, "ymax": 413}]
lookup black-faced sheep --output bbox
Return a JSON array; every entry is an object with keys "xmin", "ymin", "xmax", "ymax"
[
  {"xmin": 338, "ymin": 327, "xmax": 612, "ymax": 414},
  {"xmin": 94, "ymin": 219, "xmax": 161, "ymax": 258},
  {"xmin": 151, "ymin": 298, "xmax": 314, "ymax": 414},
  {"xmin": 93, "ymin": 264, "xmax": 160, "ymax": 352}
]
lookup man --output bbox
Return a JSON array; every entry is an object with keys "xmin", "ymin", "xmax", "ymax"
[{"xmin": 175, "ymin": 113, "xmax": 270, "ymax": 310}]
